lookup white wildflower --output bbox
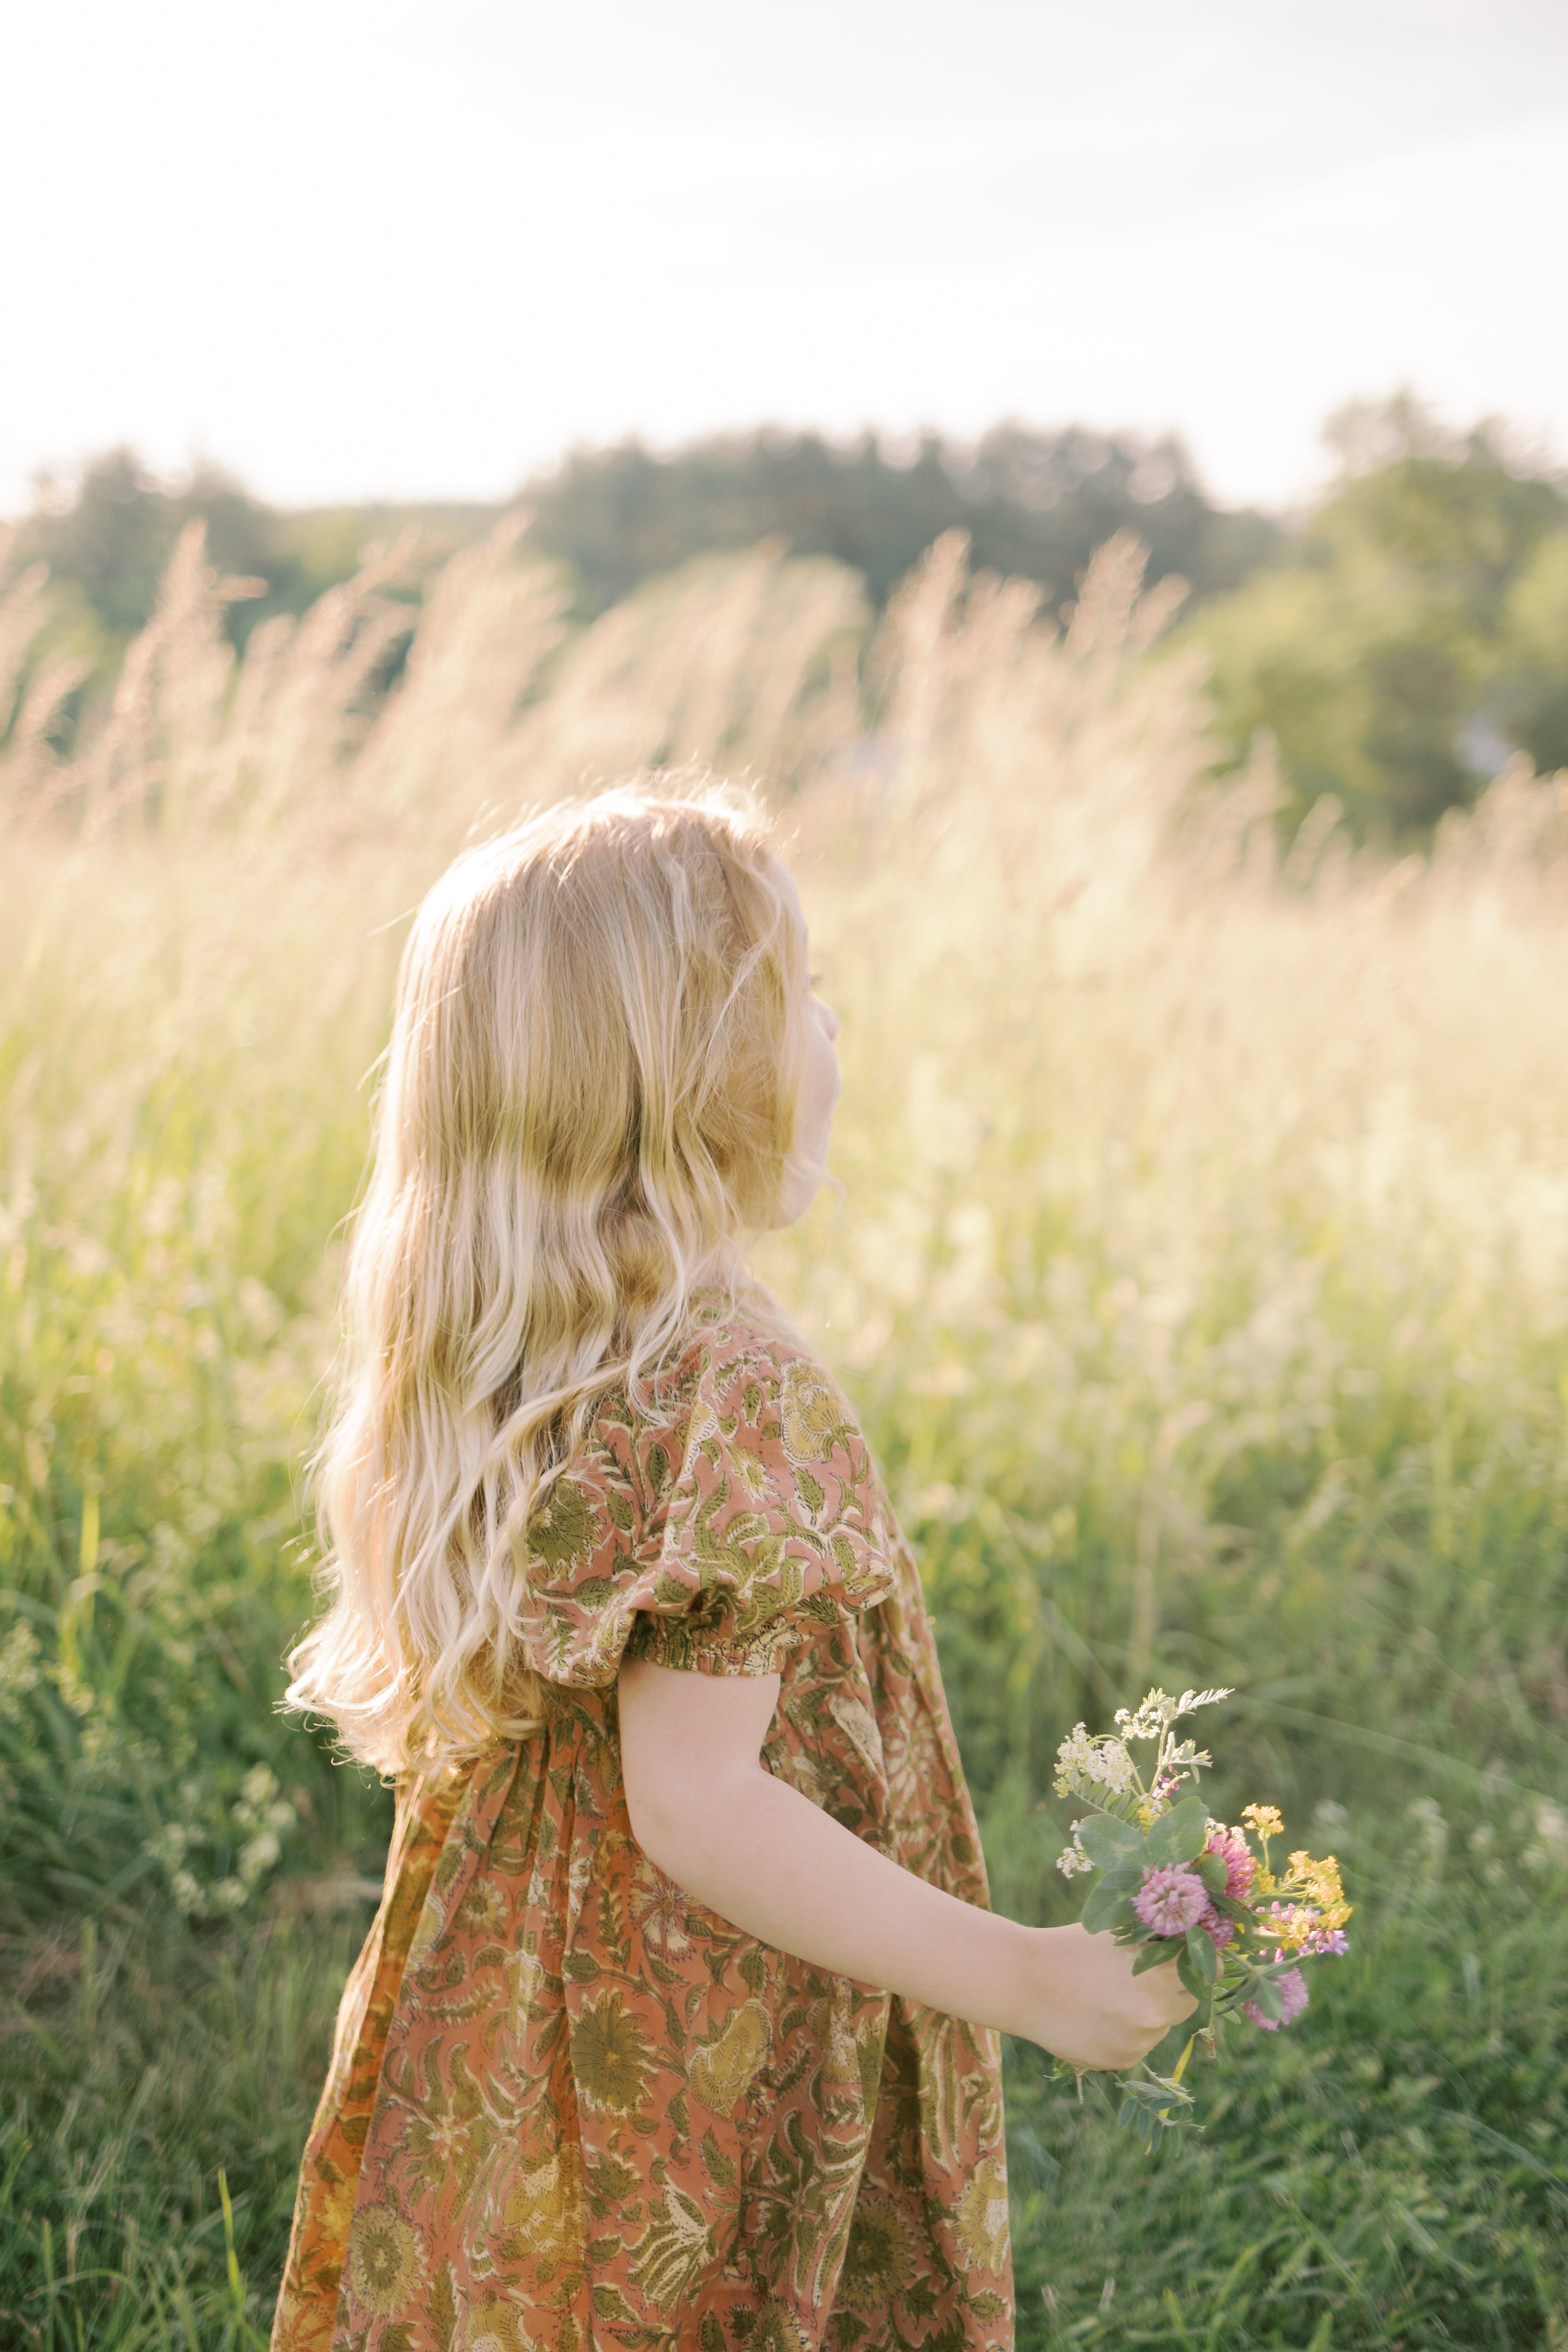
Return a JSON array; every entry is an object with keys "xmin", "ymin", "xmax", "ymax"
[
  {"xmin": 1056, "ymin": 1823, "xmax": 1094, "ymax": 1878},
  {"xmin": 1536, "ymin": 1801, "xmax": 1568, "ymax": 1858},
  {"xmin": 1054, "ymin": 1724, "xmax": 1098, "ymax": 1795},
  {"xmin": 233, "ymin": 1764, "xmax": 295, "ymax": 1847},
  {"xmin": 239, "ymin": 1830, "xmax": 282, "ymax": 1884},
  {"xmin": 1116, "ymin": 1690, "xmax": 1172, "ymax": 1742},
  {"xmin": 1409, "ymin": 1797, "xmax": 1447, "ymax": 1865},
  {"xmin": 1087, "ymin": 1740, "xmax": 1137, "ymax": 1795},
  {"xmin": 1524, "ymin": 1799, "xmax": 1568, "ymax": 1873}
]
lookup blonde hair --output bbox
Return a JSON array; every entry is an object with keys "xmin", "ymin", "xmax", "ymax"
[{"xmin": 286, "ymin": 781, "xmax": 809, "ymax": 1774}]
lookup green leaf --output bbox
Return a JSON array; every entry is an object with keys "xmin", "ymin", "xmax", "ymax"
[
  {"xmin": 1185, "ymin": 1924, "xmax": 1219, "ymax": 1986},
  {"xmin": 1077, "ymin": 1813, "xmax": 1145, "ymax": 1868},
  {"xmin": 1084, "ymin": 1860, "xmax": 1145, "ymax": 1915},
  {"xmin": 1177, "ymin": 1944, "xmax": 1205, "ymax": 2000},
  {"xmin": 1250, "ymin": 1975, "xmax": 1285, "ymax": 2021},
  {"xmin": 1120, "ymin": 2078, "xmax": 1193, "ymax": 2124},
  {"xmin": 1092, "ymin": 1870, "xmax": 1148, "ymax": 1936},
  {"xmin": 1147, "ymin": 1794, "xmax": 1209, "ymax": 1866},
  {"xmin": 1132, "ymin": 1938, "xmax": 1181, "ymax": 1975},
  {"xmin": 1195, "ymin": 1850, "xmax": 1228, "ymax": 1893},
  {"xmin": 1082, "ymin": 1876, "xmax": 1131, "ymax": 1933}
]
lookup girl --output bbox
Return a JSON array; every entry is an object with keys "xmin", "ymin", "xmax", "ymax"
[{"xmin": 272, "ymin": 784, "xmax": 1190, "ymax": 2352}]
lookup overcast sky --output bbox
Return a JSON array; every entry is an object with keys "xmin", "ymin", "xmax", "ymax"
[{"xmin": 5, "ymin": 0, "xmax": 1567, "ymax": 516}]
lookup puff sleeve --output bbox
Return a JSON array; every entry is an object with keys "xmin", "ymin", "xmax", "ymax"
[{"xmin": 514, "ymin": 1332, "xmax": 898, "ymax": 1687}]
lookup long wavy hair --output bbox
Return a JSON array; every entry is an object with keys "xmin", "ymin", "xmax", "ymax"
[{"xmin": 285, "ymin": 781, "xmax": 809, "ymax": 1775}]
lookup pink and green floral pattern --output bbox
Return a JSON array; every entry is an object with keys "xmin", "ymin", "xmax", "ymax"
[{"xmin": 272, "ymin": 1288, "xmax": 1013, "ymax": 2351}]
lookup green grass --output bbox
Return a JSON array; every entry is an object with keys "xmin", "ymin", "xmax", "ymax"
[{"xmin": 0, "ymin": 1913, "xmax": 372, "ymax": 2348}]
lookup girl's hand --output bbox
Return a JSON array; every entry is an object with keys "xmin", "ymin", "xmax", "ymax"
[{"xmin": 1023, "ymin": 1923, "xmax": 1197, "ymax": 2071}]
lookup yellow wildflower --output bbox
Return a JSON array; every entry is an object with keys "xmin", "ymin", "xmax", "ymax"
[
  {"xmin": 1287, "ymin": 1850, "xmax": 1351, "ymax": 1929},
  {"xmin": 1242, "ymin": 1803, "xmax": 1284, "ymax": 1841}
]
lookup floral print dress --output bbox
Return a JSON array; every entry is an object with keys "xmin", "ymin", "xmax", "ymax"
[{"xmin": 271, "ymin": 1287, "xmax": 1014, "ymax": 2352}]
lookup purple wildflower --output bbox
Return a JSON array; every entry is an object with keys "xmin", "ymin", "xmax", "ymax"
[
  {"xmin": 1133, "ymin": 1864, "xmax": 1209, "ymax": 1938},
  {"xmin": 1206, "ymin": 1826, "xmax": 1257, "ymax": 1902},
  {"xmin": 1244, "ymin": 1966, "xmax": 1309, "ymax": 2031},
  {"xmin": 1301, "ymin": 1925, "xmax": 1350, "ymax": 1957}
]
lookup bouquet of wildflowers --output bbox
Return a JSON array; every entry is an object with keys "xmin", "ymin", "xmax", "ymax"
[{"xmin": 1054, "ymin": 1687, "xmax": 1351, "ymax": 2145}]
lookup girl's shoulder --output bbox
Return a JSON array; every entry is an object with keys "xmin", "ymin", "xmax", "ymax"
[
  {"xmin": 633, "ymin": 1279, "xmax": 855, "ymax": 1443},
  {"xmin": 565, "ymin": 1279, "xmax": 876, "ymax": 1542},
  {"xmin": 521, "ymin": 1283, "xmax": 894, "ymax": 1689}
]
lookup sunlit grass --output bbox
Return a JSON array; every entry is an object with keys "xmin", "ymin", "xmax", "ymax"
[{"xmin": 2, "ymin": 522, "xmax": 1566, "ymax": 2343}]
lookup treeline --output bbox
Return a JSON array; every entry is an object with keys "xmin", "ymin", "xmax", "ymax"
[
  {"xmin": 7, "ymin": 401, "xmax": 1568, "ymax": 839},
  {"xmin": 521, "ymin": 425, "xmax": 1277, "ymax": 615},
  {"xmin": 8, "ymin": 425, "xmax": 1271, "ymax": 655}
]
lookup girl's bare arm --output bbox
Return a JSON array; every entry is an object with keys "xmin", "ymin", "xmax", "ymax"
[{"xmin": 617, "ymin": 1657, "xmax": 1194, "ymax": 2070}]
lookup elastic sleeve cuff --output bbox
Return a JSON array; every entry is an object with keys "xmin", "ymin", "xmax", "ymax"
[{"xmin": 625, "ymin": 1611, "xmax": 804, "ymax": 1678}]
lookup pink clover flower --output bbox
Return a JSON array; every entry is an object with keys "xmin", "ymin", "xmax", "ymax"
[
  {"xmin": 1205, "ymin": 1826, "xmax": 1257, "ymax": 1902},
  {"xmin": 1132, "ymin": 1864, "xmax": 1208, "ymax": 1938},
  {"xmin": 1244, "ymin": 1966, "xmax": 1309, "ymax": 2031}
]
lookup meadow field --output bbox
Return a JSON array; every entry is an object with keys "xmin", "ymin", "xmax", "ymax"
[{"xmin": 2, "ymin": 515, "xmax": 1566, "ymax": 2347}]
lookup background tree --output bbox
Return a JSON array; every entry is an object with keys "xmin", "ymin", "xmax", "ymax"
[
  {"xmin": 1187, "ymin": 395, "xmax": 1568, "ymax": 839},
  {"xmin": 10, "ymin": 451, "xmax": 493, "ymax": 707}
]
